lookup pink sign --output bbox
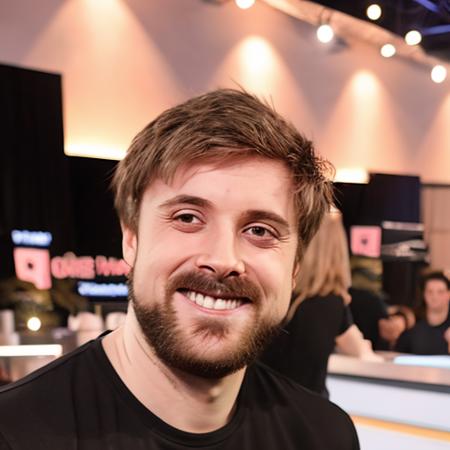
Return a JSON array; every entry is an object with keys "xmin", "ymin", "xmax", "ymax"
[
  {"xmin": 350, "ymin": 226, "xmax": 382, "ymax": 258},
  {"xmin": 13, "ymin": 247, "xmax": 52, "ymax": 289},
  {"xmin": 13, "ymin": 248, "xmax": 130, "ymax": 290}
]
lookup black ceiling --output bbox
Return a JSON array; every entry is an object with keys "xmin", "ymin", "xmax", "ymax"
[{"xmin": 313, "ymin": 0, "xmax": 450, "ymax": 61}]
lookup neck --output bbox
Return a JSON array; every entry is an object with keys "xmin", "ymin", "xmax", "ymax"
[
  {"xmin": 102, "ymin": 306, "xmax": 246, "ymax": 433},
  {"xmin": 426, "ymin": 305, "xmax": 449, "ymax": 326}
]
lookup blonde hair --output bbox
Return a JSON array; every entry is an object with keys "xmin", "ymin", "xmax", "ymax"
[{"xmin": 287, "ymin": 211, "xmax": 351, "ymax": 321}]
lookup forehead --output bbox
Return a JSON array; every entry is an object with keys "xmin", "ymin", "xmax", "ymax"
[
  {"xmin": 143, "ymin": 157, "xmax": 296, "ymax": 219},
  {"xmin": 172, "ymin": 157, "xmax": 291, "ymax": 188},
  {"xmin": 425, "ymin": 279, "xmax": 449, "ymax": 291}
]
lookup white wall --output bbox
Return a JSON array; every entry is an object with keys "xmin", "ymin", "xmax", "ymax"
[{"xmin": 0, "ymin": 0, "xmax": 449, "ymax": 182}]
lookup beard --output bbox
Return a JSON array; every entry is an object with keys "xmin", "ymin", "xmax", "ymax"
[{"xmin": 129, "ymin": 269, "xmax": 281, "ymax": 379}]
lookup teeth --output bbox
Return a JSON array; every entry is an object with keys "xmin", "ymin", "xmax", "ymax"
[
  {"xmin": 184, "ymin": 291, "xmax": 242, "ymax": 311},
  {"xmin": 214, "ymin": 299, "xmax": 226, "ymax": 310},
  {"xmin": 195, "ymin": 293, "xmax": 205, "ymax": 307}
]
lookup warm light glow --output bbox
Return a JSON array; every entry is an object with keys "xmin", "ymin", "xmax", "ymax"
[
  {"xmin": 405, "ymin": 30, "xmax": 422, "ymax": 46},
  {"xmin": 334, "ymin": 168, "xmax": 369, "ymax": 184},
  {"xmin": 431, "ymin": 65, "xmax": 447, "ymax": 83},
  {"xmin": 237, "ymin": 36, "xmax": 277, "ymax": 93},
  {"xmin": 380, "ymin": 43, "xmax": 396, "ymax": 58},
  {"xmin": 65, "ymin": 143, "xmax": 125, "ymax": 160},
  {"xmin": 27, "ymin": 317, "xmax": 42, "ymax": 332},
  {"xmin": 0, "ymin": 345, "xmax": 62, "ymax": 357},
  {"xmin": 352, "ymin": 71, "xmax": 378, "ymax": 96},
  {"xmin": 235, "ymin": 0, "xmax": 255, "ymax": 9},
  {"xmin": 316, "ymin": 24, "xmax": 334, "ymax": 43},
  {"xmin": 366, "ymin": 4, "xmax": 382, "ymax": 21},
  {"xmin": 240, "ymin": 36, "xmax": 273, "ymax": 73}
]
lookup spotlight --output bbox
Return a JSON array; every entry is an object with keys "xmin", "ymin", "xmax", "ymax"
[
  {"xmin": 405, "ymin": 30, "xmax": 422, "ymax": 46},
  {"xmin": 431, "ymin": 65, "xmax": 447, "ymax": 83},
  {"xmin": 366, "ymin": 4, "xmax": 382, "ymax": 21},
  {"xmin": 380, "ymin": 43, "xmax": 396, "ymax": 58},
  {"xmin": 27, "ymin": 316, "xmax": 41, "ymax": 332},
  {"xmin": 316, "ymin": 24, "xmax": 334, "ymax": 43},
  {"xmin": 235, "ymin": 0, "xmax": 255, "ymax": 9}
]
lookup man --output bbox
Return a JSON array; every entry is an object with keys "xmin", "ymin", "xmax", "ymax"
[
  {"xmin": 0, "ymin": 89, "xmax": 359, "ymax": 449},
  {"xmin": 396, "ymin": 271, "xmax": 450, "ymax": 354}
]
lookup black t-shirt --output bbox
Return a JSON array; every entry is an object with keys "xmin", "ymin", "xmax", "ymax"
[
  {"xmin": 395, "ymin": 312, "xmax": 450, "ymax": 355},
  {"xmin": 0, "ymin": 337, "xmax": 359, "ymax": 450},
  {"xmin": 260, "ymin": 294, "xmax": 353, "ymax": 396}
]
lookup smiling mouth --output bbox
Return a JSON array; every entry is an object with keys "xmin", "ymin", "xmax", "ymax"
[{"xmin": 177, "ymin": 289, "xmax": 249, "ymax": 311}]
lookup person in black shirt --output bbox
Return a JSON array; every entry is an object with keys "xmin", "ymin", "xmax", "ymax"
[
  {"xmin": 0, "ymin": 89, "xmax": 359, "ymax": 449},
  {"xmin": 261, "ymin": 211, "xmax": 381, "ymax": 397},
  {"xmin": 395, "ymin": 271, "xmax": 450, "ymax": 355}
]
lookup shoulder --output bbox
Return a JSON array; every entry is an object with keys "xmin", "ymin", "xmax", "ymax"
[
  {"xmin": 246, "ymin": 362, "xmax": 359, "ymax": 441},
  {"xmin": 0, "ymin": 339, "xmax": 100, "ymax": 424},
  {"xmin": 0, "ymin": 339, "xmax": 96, "ymax": 394}
]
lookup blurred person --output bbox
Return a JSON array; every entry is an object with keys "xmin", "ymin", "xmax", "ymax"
[
  {"xmin": 395, "ymin": 271, "xmax": 450, "ymax": 355},
  {"xmin": 377, "ymin": 304, "xmax": 415, "ymax": 350},
  {"xmin": 349, "ymin": 260, "xmax": 415, "ymax": 350},
  {"xmin": 261, "ymin": 211, "xmax": 381, "ymax": 398},
  {"xmin": 0, "ymin": 89, "xmax": 359, "ymax": 449}
]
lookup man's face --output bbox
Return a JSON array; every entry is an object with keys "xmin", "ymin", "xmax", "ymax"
[
  {"xmin": 424, "ymin": 279, "xmax": 450, "ymax": 314},
  {"xmin": 123, "ymin": 157, "xmax": 299, "ymax": 378}
]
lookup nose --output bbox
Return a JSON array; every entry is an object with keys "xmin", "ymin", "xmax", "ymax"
[{"xmin": 195, "ymin": 228, "xmax": 245, "ymax": 278}]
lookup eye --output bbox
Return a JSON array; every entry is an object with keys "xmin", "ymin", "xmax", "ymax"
[
  {"xmin": 243, "ymin": 225, "xmax": 279, "ymax": 245},
  {"xmin": 175, "ymin": 213, "xmax": 201, "ymax": 224},
  {"xmin": 171, "ymin": 211, "xmax": 204, "ymax": 233},
  {"xmin": 246, "ymin": 226, "xmax": 274, "ymax": 238}
]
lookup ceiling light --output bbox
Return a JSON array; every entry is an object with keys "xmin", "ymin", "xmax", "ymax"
[
  {"xmin": 316, "ymin": 24, "xmax": 334, "ymax": 43},
  {"xmin": 380, "ymin": 43, "xmax": 396, "ymax": 58},
  {"xmin": 431, "ymin": 65, "xmax": 447, "ymax": 83},
  {"xmin": 235, "ymin": 0, "xmax": 255, "ymax": 9},
  {"xmin": 366, "ymin": 4, "xmax": 382, "ymax": 21},
  {"xmin": 405, "ymin": 30, "xmax": 422, "ymax": 46}
]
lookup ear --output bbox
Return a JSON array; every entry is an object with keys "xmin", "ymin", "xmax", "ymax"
[
  {"xmin": 292, "ymin": 262, "xmax": 300, "ymax": 290},
  {"xmin": 122, "ymin": 224, "xmax": 137, "ymax": 268}
]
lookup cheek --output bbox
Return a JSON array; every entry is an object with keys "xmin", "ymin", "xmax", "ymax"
[{"xmin": 256, "ymin": 256, "xmax": 295, "ymax": 316}]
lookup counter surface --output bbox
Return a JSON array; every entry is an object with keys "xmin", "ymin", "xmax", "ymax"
[{"xmin": 328, "ymin": 353, "xmax": 450, "ymax": 391}]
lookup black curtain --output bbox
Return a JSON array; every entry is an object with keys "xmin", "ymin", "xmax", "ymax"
[
  {"xmin": 68, "ymin": 156, "xmax": 122, "ymax": 257},
  {"xmin": 0, "ymin": 64, "xmax": 74, "ymax": 277}
]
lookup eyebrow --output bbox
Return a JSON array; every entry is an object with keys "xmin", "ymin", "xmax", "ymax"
[{"xmin": 159, "ymin": 195, "xmax": 213, "ymax": 210}]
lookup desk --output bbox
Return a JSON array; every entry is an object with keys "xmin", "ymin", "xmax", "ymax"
[{"xmin": 327, "ymin": 354, "xmax": 450, "ymax": 450}]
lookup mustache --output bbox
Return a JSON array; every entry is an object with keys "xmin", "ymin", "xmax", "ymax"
[{"xmin": 166, "ymin": 271, "xmax": 262, "ymax": 304}]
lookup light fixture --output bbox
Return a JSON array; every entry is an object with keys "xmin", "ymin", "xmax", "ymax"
[
  {"xmin": 27, "ymin": 316, "xmax": 42, "ymax": 332},
  {"xmin": 380, "ymin": 43, "xmax": 396, "ymax": 58},
  {"xmin": 0, "ymin": 344, "xmax": 62, "ymax": 357},
  {"xmin": 405, "ymin": 30, "xmax": 422, "ymax": 46},
  {"xmin": 235, "ymin": 0, "xmax": 255, "ymax": 9},
  {"xmin": 316, "ymin": 24, "xmax": 334, "ymax": 43},
  {"xmin": 366, "ymin": 4, "xmax": 382, "ymax": 21},
  {"xmin": 334, "ymin": 168, "xmax": 369, "ymax": 184},
  {"xmin": 431, "ymin": 65, "xmax": 447, "ymax": 83}
]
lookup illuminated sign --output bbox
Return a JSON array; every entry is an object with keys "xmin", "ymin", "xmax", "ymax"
[
  {"xmin": 350, "ymin": 225, "xmax": 382, "ymax": 258},
  {"xmin": 11, "ymin": 230, "xmax": 129, "ymax": 297},
  {"xmin": 13, "ymin": 247, "xmax": 52, "ymax": 289},
  {"xmin": 78, "ymin": 282, "xmax": 128, "ymax": 297},
  {"xmin": 11, "ymin": 230, "xmax": 52, "ymax": 247}
]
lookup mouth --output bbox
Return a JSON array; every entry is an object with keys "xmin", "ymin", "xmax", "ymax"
[{"xmin": 177, "ymin": 289, "xmax": 250, "ymax": 311}]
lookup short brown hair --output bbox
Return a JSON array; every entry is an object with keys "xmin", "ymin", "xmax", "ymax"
[{"xmin": 112, "ymin": 88, "xmax": 333, "ymax": 257}]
